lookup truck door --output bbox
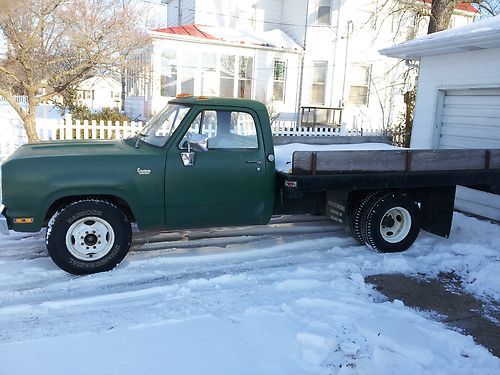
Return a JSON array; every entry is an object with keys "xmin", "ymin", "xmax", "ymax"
[{"xmin": 164, "ymin": 108, "xmax": 268, "ymax": 228}]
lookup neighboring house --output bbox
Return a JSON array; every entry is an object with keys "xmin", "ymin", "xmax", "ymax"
[
  {"xmin": 380, "ymin": 15, "xmax": 500, "ymax": 221},
  {"xmin": 126, "ymin": 0, "xmax": 477, "ymax": 127},
  {"xmin": 125, "ymin": 24, "xmax": 301, "ymax": 120},
  {"xmin": 77, "ymin": 76, "xmax": 122, "ymax": 111}
]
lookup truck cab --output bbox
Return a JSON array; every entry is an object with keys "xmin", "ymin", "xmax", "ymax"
[{"xmin": 0, "ymin": 96, "xmax": 275, "ymax": 274}]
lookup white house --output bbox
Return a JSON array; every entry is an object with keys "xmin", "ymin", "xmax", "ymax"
[
  {"xmin": 77, "ymin": 76, "xmax": 122, "ymax": 111},
  {"xmin": 125, "ymin": 24, "xmax": 302, "ymax": 120},
  {"xmin": 127, "ymin": 0, "xmax": 477, "ymax": 127},
  {"xmin": 380, "ymin": 15, "xmax": 500, "ymax": 221}
]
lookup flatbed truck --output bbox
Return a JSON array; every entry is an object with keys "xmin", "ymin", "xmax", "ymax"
[{"xmin": 1, "ymin": 96, "xmax": 499, "ymax": 274}]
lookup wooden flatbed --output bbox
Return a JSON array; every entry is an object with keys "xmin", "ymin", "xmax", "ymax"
[{"xmin": 274, "ymin": 148, "xmax": 500, "ymax": 250}]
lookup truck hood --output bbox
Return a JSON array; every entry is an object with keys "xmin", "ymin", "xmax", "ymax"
[{"xmin": 4, "ymin": 139, "xmax": 133, "ymax": 161}]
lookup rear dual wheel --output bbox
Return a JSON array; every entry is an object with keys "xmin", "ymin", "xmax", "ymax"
[
  {"xmin": 352, "ymin": 191, "xmax": 421, "ymax": 253},
  {"xmin": 349, "ymin": 191, "xmax": 385, "ymax": 244}
]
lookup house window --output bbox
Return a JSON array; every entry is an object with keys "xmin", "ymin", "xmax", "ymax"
[
  {"xmin": 348, "ymin": 64, "xmax": 371, "ymax": 106},
  {"xmin": 317, "ymin": 0, "xmax": 331, "ymax": 25},
  {"xmin": 273, "ymin": 59, "xmax": 286, "ymax": 101},
  {"xmin": 79, "ymin": 90, "xmax": 94, "ymax": 100},
  {"xmin": 311, "ymin": 61, "xmax": 327, "ymax": 105},
  {"xmin": 160, "ymin": 49, "xmax": 177, "ymax": 97},
  {"xmin": 201, "ymin": 52, "xmax": 217, "ymax": 96},
  {"xmin": 238, "ymin": 56, "xmax": 253, "ymax": 99},
  {"xmin": 220, "ymin": 55, "xmax": 235, "ymax": 98}
]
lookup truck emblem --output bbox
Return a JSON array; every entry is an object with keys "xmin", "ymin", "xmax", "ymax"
[{"xmin": 137, "ymin": 168, "xmax": 151, "ymax": 175}]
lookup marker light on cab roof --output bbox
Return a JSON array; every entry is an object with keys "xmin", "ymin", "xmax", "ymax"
[{"xmin": 176, "ymin": 93, "xmax": 193, "ymax": 98}]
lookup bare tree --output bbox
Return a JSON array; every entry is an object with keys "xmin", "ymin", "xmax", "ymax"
[{"xmin": 0, "ymin": 0, "xmax": 149, "ymax": 142}]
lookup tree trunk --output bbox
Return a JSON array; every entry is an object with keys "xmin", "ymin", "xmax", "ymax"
[
  {"xmin": 428, "ymin": 0, "xmax": 458, "ymax": 34},
  {"xmin": 24, "ymin": 113, "xmax": 39, "ymax": 143},
  {"xmin": 25, "ymin": 97, "xmax": 39, "ymax": 143}
]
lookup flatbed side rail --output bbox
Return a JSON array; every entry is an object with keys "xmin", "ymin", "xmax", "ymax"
[{"xmin": 291, "ymin": 149, "xmax": 500, "ymax": 175}]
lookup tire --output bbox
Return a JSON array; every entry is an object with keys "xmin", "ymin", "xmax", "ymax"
[
  {"xmin": 360, "ymin": 192, "xmax": 421, "ymax": 253},
  {"xmin": 349, "ymin": 191, "xmax": 385, "ymax": 244},
  {"xmin": 46, "ymin": 199, "xmax": 132, "ymax": 275}
]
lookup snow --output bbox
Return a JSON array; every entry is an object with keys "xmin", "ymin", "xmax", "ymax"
[
  {"xmin": 380, "ymin": 15, "xmax": 500, "ymax": 59},
  {"xmin": 0, "ymin": 101, "xmax": 62, "ymax": 164},
  {"xmin": 402, "ymin": 14, "xmax": 500, "ymax": 43},
  {"xmin": 274, "ymin": 142, "xmax": 400, "ymax": 173},
  {"xmin": 198, "ymin": 25, "xmax": 302, "ymax": 50},
  {"xmin": 0, "ymin": 213, "xmax": 499, "ymax": 374}
]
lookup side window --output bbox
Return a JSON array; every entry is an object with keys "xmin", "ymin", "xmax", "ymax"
[{"xmin": 181, "ymin": 110, "xmax": 258, "ymax": 150}]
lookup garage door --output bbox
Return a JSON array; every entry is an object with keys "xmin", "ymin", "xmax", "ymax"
[{"xmin": 439, "ymin": 88, "xmax": 500, "ymax": 220}]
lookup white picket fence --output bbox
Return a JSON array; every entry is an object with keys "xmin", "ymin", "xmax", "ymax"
[
  {"xmin": 37, "ymin": 116, "xmax": 144, "ymax": 141},
  {"xmin": 0, "ymin": 95, "xmax": 29, "ymax": 104},
  {"xmin": 271, "ymin": 121, "xmax": 385, "ymax": 137},
  {"xmin": 0, "ymin": 116, "xmax": 388, "ymax": 161},
  {"xmin": 0, "ymin": 116, "xmax": 142, "ymax": 161}
]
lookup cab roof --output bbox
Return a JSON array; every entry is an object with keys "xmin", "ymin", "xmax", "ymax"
[{"xmin": 168, "ymin": 96, "xmax": 268, "ymax": 112}]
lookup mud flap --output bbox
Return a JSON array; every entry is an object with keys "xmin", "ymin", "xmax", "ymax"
[{"xmin": 420, "ymin": 186, "xmax": 456, "ymax": 238}]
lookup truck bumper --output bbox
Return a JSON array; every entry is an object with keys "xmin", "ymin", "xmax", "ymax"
[{"xmin": 0, "ymin": 204, "xmax": 9, "ymax": 235}]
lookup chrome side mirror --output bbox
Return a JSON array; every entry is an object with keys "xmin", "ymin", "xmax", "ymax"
[
  {"xmin": 181, "ymin": 151, "xmax": 195, "ymax": 167},
  {"xmin": 180, "ymin": 133, "xmax": 208, "ymax": 167}
]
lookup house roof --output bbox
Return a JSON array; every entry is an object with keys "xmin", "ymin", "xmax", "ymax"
[
  {"xmin": 151, "ymin": 24, "xmax": 302, "ymax": 51},
  {"xmin": 379, "ymin": 15, "xmax": 500, "ymax": 60},
  {"xmin": 421, "ymin": 0, "xmax": 479, "ymax": 13},
  {"xmin": 153, "ymin": 24, "xmax": 218, "ymax": 40}
]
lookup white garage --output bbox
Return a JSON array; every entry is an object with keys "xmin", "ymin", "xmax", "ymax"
[{"xmin": 380, "ymin": 16, "xmax": 500, "ymax": 221}]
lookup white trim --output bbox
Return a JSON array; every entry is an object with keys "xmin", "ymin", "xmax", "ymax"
[{"xmin": 148, "ymin": 31, "xmax": 304, "ymax": 55}]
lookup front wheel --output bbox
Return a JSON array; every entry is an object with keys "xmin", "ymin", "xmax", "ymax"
[
  {"xmin": 361, "ymin": 192, "xmax": 421, "ymax": 253},
  {"xmin": 46, "ymin": 200, "xmax": 132, "ymax": 275}
]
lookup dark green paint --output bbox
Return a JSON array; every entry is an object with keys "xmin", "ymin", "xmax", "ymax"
[{"xmin": 0, "ymin": 97, "xmax": 276, "ymax": 233}]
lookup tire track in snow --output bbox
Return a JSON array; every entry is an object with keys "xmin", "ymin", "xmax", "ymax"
[{"xmin": 0, "ymin": 230, "xmax": 350, "ymax": 310}]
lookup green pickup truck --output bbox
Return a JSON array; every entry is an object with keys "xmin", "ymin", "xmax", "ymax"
[{"xmin": 1, "ymin": 96, "xmax": 499, "ymax": 274}]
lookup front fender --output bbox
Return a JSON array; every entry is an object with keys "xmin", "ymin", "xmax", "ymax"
[{"xmin": 3, "ymin": 160, "xmax": 165, "ymax": 232}]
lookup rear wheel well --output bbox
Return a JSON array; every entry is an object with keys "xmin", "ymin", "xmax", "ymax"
[{"xmin": 44, "ymin": 195, "xmax": 136, "ymax": 226}]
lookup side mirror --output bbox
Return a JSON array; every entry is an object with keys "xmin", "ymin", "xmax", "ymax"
[{"xmin": 186, "ymin": 133, "xmax": 208, "ymax": 152}]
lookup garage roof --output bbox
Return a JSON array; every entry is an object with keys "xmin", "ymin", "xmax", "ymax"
[{"xmin": 379, "ymin": 15, "xmax": 500, "ymax": 60}]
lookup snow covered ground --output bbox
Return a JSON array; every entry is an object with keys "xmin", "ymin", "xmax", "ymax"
[{"xmin": 0, "ymin": 213, "xmax": 499, "ymax": 374}]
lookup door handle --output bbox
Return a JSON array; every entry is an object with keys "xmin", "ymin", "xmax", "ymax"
[{"xmin": 246, "ymin": 160, "xmax": 262, "ymax": 165}]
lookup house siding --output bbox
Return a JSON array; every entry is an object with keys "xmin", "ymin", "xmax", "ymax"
[
  {"xmin": 281, "ymin": 0, "xmax": 307, "ymax": 45},
  {"xmin": 167, "ymin": 0, "xmax": 195, "ymax": 26}
]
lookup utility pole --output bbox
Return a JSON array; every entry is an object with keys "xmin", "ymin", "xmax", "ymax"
[{"xmin": 340, "ymin": 20, "xmax": 353, "ymax": 107}]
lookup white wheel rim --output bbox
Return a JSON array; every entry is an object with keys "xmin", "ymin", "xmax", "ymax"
[
  {"xmin": 65, "ymin": 216, "xmax": 115, "ymax": 261},
  {"xmin": 379, "ymin": 207, "xmax": 412, "ymax": 243}
]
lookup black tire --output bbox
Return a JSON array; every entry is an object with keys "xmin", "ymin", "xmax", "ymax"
[
  {"xmin": 349, "ymin": 191, "xmax": 385, "ymax": 244},
  {"xmin": 46, "ymin": 199, "xmax": 132, "ymax": 275},
  {"xmin": 360, "ymin": 192, "xmax": 421, "ymax": 253}
]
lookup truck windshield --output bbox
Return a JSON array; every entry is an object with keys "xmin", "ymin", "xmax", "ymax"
[{"xmin": 136, "ymin": 104, "xmax": 190, "ymax": 147}]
